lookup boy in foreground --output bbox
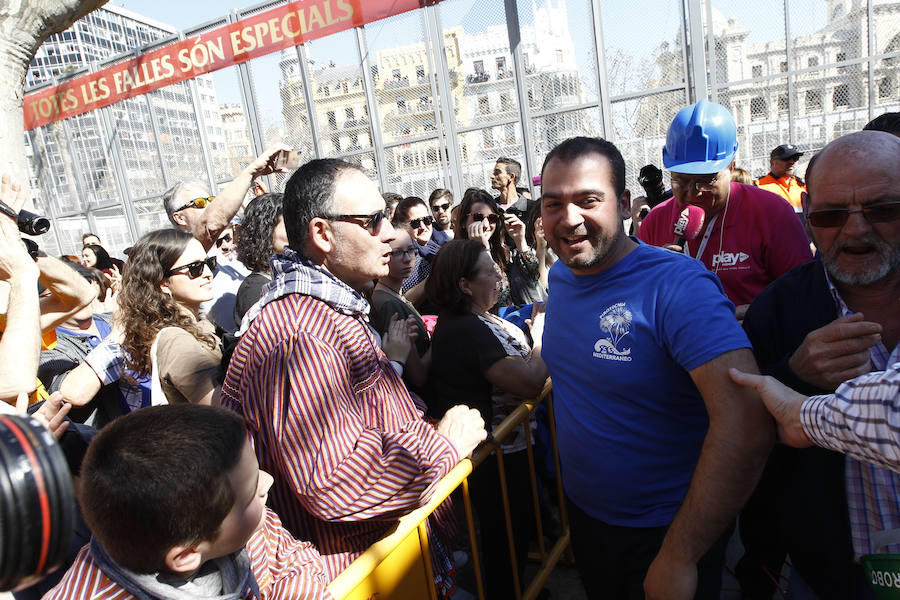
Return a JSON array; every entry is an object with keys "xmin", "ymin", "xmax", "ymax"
[{"xmin": 43, "ymin": 404, "xmax": 330, "ymax": 599}]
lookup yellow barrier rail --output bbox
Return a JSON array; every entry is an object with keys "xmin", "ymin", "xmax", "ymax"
[{"xmin": 327, "ymin": 379, "xmax": 570, "ymax": 600}]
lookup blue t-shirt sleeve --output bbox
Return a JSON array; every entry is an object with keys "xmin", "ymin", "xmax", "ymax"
[{"xmin": 658, "ymin": 260, "xmax": 751, "ymax": 371}]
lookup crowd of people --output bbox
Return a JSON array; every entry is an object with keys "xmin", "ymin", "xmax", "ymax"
[{"xmin": 0, "ymin": 102, "xmax": 898, "ymax": 600}]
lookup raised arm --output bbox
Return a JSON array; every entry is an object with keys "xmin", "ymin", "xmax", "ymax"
[
  {"xmin": 37, "ymin": 251, "xmax": 96, "ymax": 332},
  {"xmin": 194, "ymin": 145, "xmax": 289, "ymax": 251},
  {"xmin": 644, "ymin": 348, "xmax": 775, "ymax": 600}
]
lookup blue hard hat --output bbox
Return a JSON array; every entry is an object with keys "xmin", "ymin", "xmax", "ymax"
[{"xmin": 662, "ymin": 99, "xmax": 739, "ymax": 174}]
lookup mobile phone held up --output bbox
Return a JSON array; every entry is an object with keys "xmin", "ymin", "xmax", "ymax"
[{"xmin": 275, "ymin": 149, "xmax": 302, "ymax": 171}]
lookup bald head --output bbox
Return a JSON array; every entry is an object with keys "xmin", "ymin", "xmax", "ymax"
[{"xmin": 807, "ymin": 131, "xmax": 900, "ymax": 197}]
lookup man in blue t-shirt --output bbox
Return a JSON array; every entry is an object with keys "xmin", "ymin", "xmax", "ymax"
[{"xmin": 538, "ymin": 137, "xmax": 775, "ymax": 600}]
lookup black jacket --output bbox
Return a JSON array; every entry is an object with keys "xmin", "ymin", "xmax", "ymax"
[{"xmin": 741, "ymin": 259, "xmax": 863, "ymax": 600}]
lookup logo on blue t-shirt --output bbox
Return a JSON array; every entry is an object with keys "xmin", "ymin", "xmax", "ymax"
[{"xmin": 592, "ymin": 302, "xmax": 633, "ymax": 362}]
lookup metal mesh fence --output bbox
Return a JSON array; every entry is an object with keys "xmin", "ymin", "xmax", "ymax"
[{"xmin": 22, "ymin": 0, "xmax": 900, "ymax": 254}]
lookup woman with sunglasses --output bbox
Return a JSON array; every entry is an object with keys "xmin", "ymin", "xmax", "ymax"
[
  {"xmin": 426, "ymin": 239, "xmax": 548, "ymax": 600},
  {"xmin": 117, "ymin": 229, "xmax": 221, "ymax": 405},
  {"xmin": 454, "ymin": 188, "xmax": 544, "ymax": 309}
]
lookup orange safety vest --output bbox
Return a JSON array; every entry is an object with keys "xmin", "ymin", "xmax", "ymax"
[{"xmin": 755, "ymin": 173, "xmax": 806, "ymax": 210}]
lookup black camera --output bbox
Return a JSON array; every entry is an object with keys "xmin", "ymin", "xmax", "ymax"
[
  {"xmin": 0, "ymin": 415, "xmax": 75, "ymax": 591},
  {"xmin": 0, "ymin": 200, "xmax": 50, "ymax": 236}
]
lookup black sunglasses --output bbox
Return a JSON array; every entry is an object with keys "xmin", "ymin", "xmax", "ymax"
[
  {"xmin": 322, "ymin": 210, "xmax": 387, "ymax": 235},
  {"xmin": 807, "ymin": 201, "xmax": 900, "ymax": 228},
  {"xmin": 165, "ymin": 256, "xmax": 217, "ymax": 278},
  {"xmin": 215, "ymin": 233, "xmax": 233, "ymax": 247},
  {"xmin": 469, "ymin": 212, "xmax": 500, "ymax": 224},
  {"xmin": 408, "ymin": 216, "xmax": 434, "ymax": 229},
  {"xmin": 431, "ymin": 202, "xmax": 451, "ymax": 212}
]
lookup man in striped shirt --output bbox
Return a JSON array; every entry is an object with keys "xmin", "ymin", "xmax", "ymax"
[
  {"xmin": 220, "ymin": 158, "xmax": 486, "ymax": 581},
  {"xmin": 740, "ymin": 131, "xmax": 900, "ymax": 599},
  {"xmin": 730, "ymin": 363, "xmax": 900, "ymax": 474}
]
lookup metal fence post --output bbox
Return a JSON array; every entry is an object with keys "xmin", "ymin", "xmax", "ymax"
[
  {"xmin": 421, "ymin": 6, "xmax": 452, "ymax": 192},
  {"xmin": 429, "ymin": 4, "xmax": 464, "ymax": 198},
  {"xmin": 356, "ymin": 27, "xmax": 388, "ymax": 191},
  {"xmin": 867, "ymin": 0, "xmax": 875, "ymax": 122},
  {"xmin": 784, "ymin": 0, "xmax": 797, "ymax": 144},
  {"xmin": 589, "ymin": 0, "xmax": 614, "ymax": 139},
  {"xmin": 96, "ymin": 104, "xmax": 141, "ymax": 242},
  {"xmin": 685, "ymin": 0, "xmax": 709, "ymax": 102},
  {"xmin": 504, "ymin": 0, "xmax": 538, "ymax": 186}
]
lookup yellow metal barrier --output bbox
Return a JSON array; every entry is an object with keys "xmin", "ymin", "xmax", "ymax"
[{"xmin": 327, "ymin": 380, "xmax": 570, "ymax": 600}]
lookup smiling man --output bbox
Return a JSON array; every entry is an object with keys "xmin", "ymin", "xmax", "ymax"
[
  {"xmin": 739, "ymin": 130, "xmax": 900, "ymax": 600},
  {"xmin": 539, "ymin": 136, "xmax": 774, "ymax": 600},
  {"xmin": 220, "ymin": 158, "xmax": 486, "ymax": 584}
]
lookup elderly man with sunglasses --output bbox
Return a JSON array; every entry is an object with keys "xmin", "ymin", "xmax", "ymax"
[
  {"xmin": 162, "ymin": 145, "xmax": 288, "ymax": 252},
  {"xmin": 220, "ymin": 159, "xmax": 487, "ymax": 586},
  {"xmin": 736, "ymin": 130, "xmax": 900, "ymax": 600}
]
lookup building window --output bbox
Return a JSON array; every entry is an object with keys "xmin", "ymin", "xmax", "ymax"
[
  {"xmin": 779, "ymin": 61, "xmax": 788, "ymax": 73},
  {"xmin": 833, "ymin": 83, "xmax": 850, "ymax": 107},
  {"xmin": 806, "ymin": 89, "xmax": 823, "ymax": 111},
  {"xmin": 836, "ymin": 51, "xmax": 846, "ymax": 63},
  {"xmin": 750, "ymin": 96, "xmax": 767, "ymax": 120},
  {"xmin": 345, "ymin": 107, "xmax": 354, "ymax": 120},
  {"xmin": 778, "ymin": 95, "xmax": 789, "ymax": 112},
  {"xmin": 327, "ymin": 111, "xmax": 336, "ymax": 130},
  {"xmin": 416, "ymin": 65, "xmax": 425, "ymax": 78},
  {"xmin": 473, "ymin": 60, "xmax": 484, "ymax": 75},
  {"xmin": 808, "ymin": 56, "xmax": 819, "ymax": 67},
  {"xmin": 482, "ymin": 128, "xmax": 494, "ymax": 148},
  {"xmin": 500, "ymin": 92, "xmax": 512, "ymax": 111},
  {"xmin": 752, "ymin": 65, "xmax": 762, "ymax": 78},
  {"xmin": 478, "ymin": 95, "xmax": 489, "ymax": 115},
  {"xmin": 879, "ymin": 77, "xmax": 894, "ymax": 99},
  {"xmin": 496, "ymin": 56, "xmax": 506, "ymax": 75}
]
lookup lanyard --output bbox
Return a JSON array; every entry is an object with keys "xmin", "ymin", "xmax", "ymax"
[{"xmin": 682, "ymin": 211, "xmax": 719, "ymax": 261}]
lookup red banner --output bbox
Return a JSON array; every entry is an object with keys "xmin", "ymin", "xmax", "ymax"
[{"xmin": 24, "ymin": 0, "xmax": 435, "ymax": 130}]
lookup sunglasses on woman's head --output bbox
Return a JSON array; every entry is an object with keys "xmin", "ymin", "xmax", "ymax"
[
  {"xmin": 469, "ymin": 212, "xmax": 500, "ymax": 224},
  {"xmin": 165, "ymin": 256, "xmax": 217, "ymax": 278}
]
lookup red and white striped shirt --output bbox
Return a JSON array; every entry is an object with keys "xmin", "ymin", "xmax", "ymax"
[
  {"xmin": 41, "ymin": 508, "xmax": 330, "ymax": 599},
  {"xmin": 221, "ymin": 262, "xmax": 459, "ymax": 579}
]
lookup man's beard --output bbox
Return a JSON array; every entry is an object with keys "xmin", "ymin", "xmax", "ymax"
[
  {"xmin": 553, "ymin": 225, "xmax": 622, "ymax": 272},
  {"xmin": 821, "ymin": 234, "xmax": 900, "ymax": 286}
]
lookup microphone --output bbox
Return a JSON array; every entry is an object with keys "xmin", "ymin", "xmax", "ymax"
[{"xmin": 672, "ymin": 204, "xmax": 705, "ymax": 247}]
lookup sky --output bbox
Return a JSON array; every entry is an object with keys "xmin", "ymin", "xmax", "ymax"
[{"xmin": 107, "ymin": 0, "xmax": 829, "ymax": 131}]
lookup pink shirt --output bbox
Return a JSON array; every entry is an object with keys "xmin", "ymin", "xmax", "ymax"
[{"xmin": 638, "ymin": 182, "xmax": 813, "ymax": 306}]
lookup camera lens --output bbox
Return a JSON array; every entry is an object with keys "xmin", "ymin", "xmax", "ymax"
[{"xmin": 17, "ymin": 211, "xmax": 51, "ymax": 236}]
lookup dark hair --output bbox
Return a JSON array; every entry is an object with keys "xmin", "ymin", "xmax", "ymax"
[
  {"xmin": 428, "ymin": 188, "xmax": 453, "ymax": 207},
  {"xmin": 283, "ymin": 159, "xmax": 358, "ymax": 253},
  {"xmin": 541, "ymin": 137, "xmax": 626, "ymax": 197},
  {"xmin": 83, "ymin": 244, "xmax": 113, "ymax": 271},
  {"xmin": 524, "ymin": 199, "xmax": 542, "ymax": 248},
  {"xmin": 803, "ymin": 151, "xmax": 821, "ymax": 199},
  {"xmin": 496, "ymin": 156, "xmax": 522, "ymax": 183},
  {"xmin": 80, "ymin": 405, "xmax": 246, "ymax": 573},
  {"xmin": 161, "ymin": 180, "xmax": 207, "ymax": 227},
  {"xmin": 88, "ymin": 267, "xmax": 110, "ymax": 302},
  {"xmin": 863, "ymin": 112, "xmax": 900, "ymax": 136},
  {"xmin": 82, "ymin": 232, "xmax": 100, "ymax": 244},
  {"xmin": 426, "ymin": 239, "xmax": 487, "ymax": 313},
  {"xmin": 391, "ymin": 196, "xmax": 428, "ymax": 227},
  {"xmin": 117, "ymin": 229, "xmax": 216, "ymax": 378},
  {"xmin": 453, "ymin": 188, "xmax": 507, "ymax": 269},
  {"xmin": 236, "ymin": 193, "xmax": 284, "ymax": 273},
  {"xmin": 382, "ymin": 192, "xmax": 403, "ymax": 219}
]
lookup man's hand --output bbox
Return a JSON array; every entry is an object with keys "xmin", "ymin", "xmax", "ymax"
[
  {"xmin": 503, "ymin": 213, "xmax": 528, "ymax": 252},
  {"xmin": 734, "ymin": 303, "xmax": 749, "ymax": 323},
  {"xmin": 729, "ymin": 368, "xmax": 811, "ymax": 448},
  {"xmin": 436, "ymin": 405, "xmax": 487, "ymax": 458},
  {"xmin": 245, "ymin": 144, "xmax": 292, "ymax": 179},
  {"xmin": 788, "ymin": 313, "xmax": 880, "ymax": 390},
  {"xmin": 21, "ymin": 391, "xmax": 71, "ymax": 441},
  {"xmin": 526, "ymin": 302, "xmax": 546, "ymax": 347},
  {"xmin": 0, "ymin": 176, "xmax": 38, "ymax": 283},
  {"xmin": 0, "ymin": 172, "xmax": 28, "ymax": 213},
  {"xmin": 644, "ymin": 553, "xmax": 697, "ymax": 600},
  {"xmin": 663, "ymin": 243, "xmax": 683, "ymax": 253}
]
